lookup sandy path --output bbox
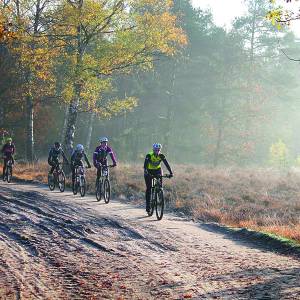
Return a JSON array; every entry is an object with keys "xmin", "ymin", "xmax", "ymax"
[{"xmin": 0, "ymin": 181, "xmax": 299, "ymax": 300}]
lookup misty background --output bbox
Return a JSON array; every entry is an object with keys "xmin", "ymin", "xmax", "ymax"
[{"xmin": 1, "ymin": 0, "xmax": 300, "ymax": 167}]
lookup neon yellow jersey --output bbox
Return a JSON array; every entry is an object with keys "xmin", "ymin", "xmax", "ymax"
[{"xmin": 147, "ymin": 151, "xmax": 163, "ymax": 170}]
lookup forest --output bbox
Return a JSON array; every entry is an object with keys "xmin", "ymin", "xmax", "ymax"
[{"xmin": 1, "ymin": 0, "xmax": 300, "ymax": 167}]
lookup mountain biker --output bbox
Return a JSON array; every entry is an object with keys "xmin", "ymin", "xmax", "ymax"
[
  {"xmin": 48, "ymin": 142, "xmax": 69, "ymax": 174},
  {"xmin": 144, "ymin": 143, "xmax": 173, "ymax": 213},
  {"xmin": 71, "ymin": 144, "xmax": 91, "ymax": 186},
  {"xmin": 1, "ymin": 137, "xmax": 15, "ymax": 180},
  {"xmin": 93, "ymin": 137, "xmax": 117, "ymax": 182}
]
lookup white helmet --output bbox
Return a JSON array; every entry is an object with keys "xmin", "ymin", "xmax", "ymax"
[
  {"xmin": 99, "ymin": 137, "xmax": 108, "ymax": 143},
  {"xmin": 76, "ymin": 144, "xmax": 84, "ymax": 151}
]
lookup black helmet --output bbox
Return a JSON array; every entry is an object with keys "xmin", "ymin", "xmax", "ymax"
[{"xmin": 54, "ymin": 142, "xmax": 61, "ymax": 148}]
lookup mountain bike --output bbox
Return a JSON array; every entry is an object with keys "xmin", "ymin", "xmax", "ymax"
[
  {"xmin": 96, "ymin": 165, "xmax": 113, "ymax": 203},
  {"xmin": 73, "ymin": 165, "xmax": 87, "ymax": 197},
  {"xmin": 148, "ymin": 174, "xmax": 171, "ymax": 220},
  {"xmin": 3, "ymin": 158, "xmax": 13, "ymax": 183},
  {"xmin": 48, "ymin": 162, "xmax": 66, "ymax": 192}
]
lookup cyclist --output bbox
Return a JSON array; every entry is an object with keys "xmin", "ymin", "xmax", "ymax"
[
  {"xmin": 144, "ymin": 143, "xmax": 173, "ymax": 213},
  {"xmin": 93, "ymin": 137, "xmax": 117, "ymax": 182},
  {"xmin": 48, "ymin": 142, "xmax": 69, "ymax": 174},
  {"xmin": 1, "ymin": 137, "xmax": 15, "ymax": 180},
  {"xmin": 71, "ymin": 144, "xmax": 91, "ymax": 187}
]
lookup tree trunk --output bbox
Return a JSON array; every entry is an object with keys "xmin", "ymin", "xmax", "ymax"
[
  {"xmin": 86, "ymin": 112, "xmax": 95, "ymax": 152},
  {"xmin": 64, "ymin": 7, "xmax": 84, "ymax": 154},
  {"xmin": 60, "ymin": 105, "xmax": 69, "ymax": 145},
  {"xmin": 26, "ymin": 95, "xmax": 34, "ymax": 162}
]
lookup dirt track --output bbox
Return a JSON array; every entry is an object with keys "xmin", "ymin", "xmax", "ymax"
[{"xmin": 0, "ymin": 182, "xmax": 300, "ymax": 300}]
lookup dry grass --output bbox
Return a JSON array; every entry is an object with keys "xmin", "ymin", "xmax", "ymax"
[{"xmin": 4, "ymin": 161, "xmax": 300, "ymax": 243}]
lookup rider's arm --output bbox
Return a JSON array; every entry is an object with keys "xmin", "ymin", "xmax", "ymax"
[
  {"xmin": 93, "ymin": 149, "xmax": 98, "ymax": 167},
  {"xmin": 11, "ymin": 144, "xmax": 15, "ymax": 155},
  {"xmin": 161, "ymin": 154, "xmax": 173, "ymax": 175},
  {"xmin": 61, "ymin": 149, "xmax": 69, "ymax": 164},
  {"xmin": 108, "ymin": 148, "xmax": 117, "ymax": 166},
  {"xmin": 144, "ymin": 154, "xmax": 151, "ymax": 170},
  {"xmin": 84, "ymin": 153, "xmax": 91, "ymax": 168}
]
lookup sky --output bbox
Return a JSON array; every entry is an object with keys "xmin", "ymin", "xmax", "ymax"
[{"xmin": 191, "ymin": 0, "xmax": 300, "ymax": 36}]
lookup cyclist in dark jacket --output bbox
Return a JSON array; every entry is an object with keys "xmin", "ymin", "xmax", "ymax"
[
  {"xmin": 1, "ymin": 137, "xmax": 15, "ymax": 180},
  {"xmin": 144, "ymin": 143, "xmax": 173, "ymax": 213},
  {"xmin": 71, "ymin": 144, "xmax": 91, "ymax": 186},
  {"xmin": 48, "ymin": 142, "xmax": 69, "ymax": 174}
]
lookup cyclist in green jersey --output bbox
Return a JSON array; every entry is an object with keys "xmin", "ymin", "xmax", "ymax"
[{"xmin": 144, "ymin": 143, "xmax": 173, "ymax": 213}]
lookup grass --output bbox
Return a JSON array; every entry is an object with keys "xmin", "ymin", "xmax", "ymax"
[{"xmin": 4, "ymin": 161, "xmax": 300, "ymax": 243}]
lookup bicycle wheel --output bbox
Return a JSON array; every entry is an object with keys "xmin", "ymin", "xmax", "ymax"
[
  {"xmin": 6, "ymin": 167, "xmax": 12, "ymax": 183},
  {"xmin": 103, "ymin": 179, "xmax": 110, "ymax": 204},
  {"xmin": 96, "ymin": 179, "xmax": 102, "ymax": 201},
  {"xmin": 72, "ymin": 180, "xmax": 78, "ymax": 195},
  {"xmin": 48, "ymin": 173, "xmax": 55, "ymax": 191},
  {"xmin": 148, "ymin": 188, "xmax": 155, "ymax": 216},
  {"xmin": 58, "ymin": 171, "xmax": 65, "ymax": 192},
  {"xmin": 155, "ymin": 189, "xmax": 164, "ymax": 220},
  {"xmin": 80, "ymin": 176, "xmax": 86, "ymax": 197}
]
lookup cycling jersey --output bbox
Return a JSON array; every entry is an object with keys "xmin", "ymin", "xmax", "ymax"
[
  {"xmin": 48, "ymin": 147, "xmax": 68, "ymax": 162},
  {"xmin": 71, "ymin": 150, "xmax": 91, "ymax": 167},
  {"xmin": 144, "ymin": 151, "xmax": 171, "ymax": 171},
  {"xmin": 1, "ymin": 143, "xmax": 15, "ymax": 157},
  {"xmin": 93, "ymin": 145, "xmax": 116, "ymax": 167}
]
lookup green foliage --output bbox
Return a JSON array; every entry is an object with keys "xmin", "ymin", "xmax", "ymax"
[{"xmin": 269, "ymin": 139, "xmax": 289, "ymax": 168}]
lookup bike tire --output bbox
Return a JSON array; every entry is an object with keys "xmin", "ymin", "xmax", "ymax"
[
  {"xmin": 6, "ymin": 167, "xmax": 12, "ymax": 183},
  {"xmin": 96, "ymin": 179, "xmax": 102, "ymax": 201},
  {"xmin": 80, "ymin": 177, "xmax": 86, "ymax": 197},
  {"xmin": 48, "ymin": 174, "xmax": 55, "ymax": 191},
  {"xmin": 155, "ymin": 189, "xmax": 164, "ymax": 220},
  {"xmin": 148, "ymin": 188, "xmax": 155, "ymax": 216},
  {"xmin": 103, "ymin": 179, "xmax": 110, "ymax": 204},
  {"xmin": 58, "ymin": 172, "xmax": 65, "ymax": 192},
  {"xmin": 72, "ymin": 181, "xmax": 78, "ymax": 195}
]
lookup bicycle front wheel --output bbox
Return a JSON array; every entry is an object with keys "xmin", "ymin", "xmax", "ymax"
[
  {"xmin": 96, "ymin": 179, "xmax": 102, "ymax": 201},
  {"xmin": 148, "ymin": 188, "xmax": 155, "ymax": 216},
  {"xmin": 80, "ymin": 177, "xmax": 86, "ymax": 197},
  {"xmin": 155, "ymin": 189, "xmax": 164, "ymax": 220},
  {"xmin": 58, "ymin": 172, "xmax": 65, "ymax": 192},
  {"xmin": 48, "ymin": 174, "xmax": 55, "ymax": 191},
  {"xmin": 72, "ymin": 180, "xmax": 78, "ymax": 195},
  {"xmin": 103, "ymin": 179, "xmax": 110, "ymax": 203}
]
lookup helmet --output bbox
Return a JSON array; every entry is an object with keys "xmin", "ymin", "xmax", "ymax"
[
  {"xmin": 6, "ymin": 137, "xmax": 12, "ymax": 142},
  {"xmin": 54, "ymin": 142, "xmax": 61, "ymax": 148},
  {"xmin": 76, "ymin": 144, "xmax": 84, "ymax": 151},
  {"xmin": 99, "ymin": 137, "xmax": 108, "ymax": 143},
  {"xmin": 153, "ymin": 143, "xmax": 162, "ymax": 150}
]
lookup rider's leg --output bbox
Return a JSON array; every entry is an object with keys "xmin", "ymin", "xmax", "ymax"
[
  {"xmin": 96, "ymin": 165, "xmax": 101, "ymax": 183},
  {"xmin": 71, "ymin": 165, "xmax": 76, "ymax": 185},
  {"xmin": 2, "ymin": 159, "xmax": 7, "ymax": 179},
  {"xmin": 144, "ymin": 173, "xmax": 152, "ymax": 212}
]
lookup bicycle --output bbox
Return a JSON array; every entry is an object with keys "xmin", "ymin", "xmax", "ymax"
[
  {"xmin": 3, "ymin": 158, "xmax": 13, "ymax": 183},
  {"xmin": 148, "ymin": 174, "xmax": 171, "ymax": 220},
  {"xmin": 73, "ymin": 165, "xmax": 87, "ymax": 197},
  {"xmin": 95, "ymin": 165, "xmax": 113, "ymax": 203},
  {"xmin": 48, "ymin": 162, "xmax": 66, "ymax": 192}
]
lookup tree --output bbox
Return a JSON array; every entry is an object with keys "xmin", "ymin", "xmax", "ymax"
[{"xmin": 47, "ymin": 0, "xmax": 187, "ymax": 153}]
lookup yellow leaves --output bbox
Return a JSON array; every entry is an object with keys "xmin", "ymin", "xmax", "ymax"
[
  {"xmin": 94, "ymin": 96, "xmax": 138, "ymax": 119},
  {"xmin": 266, "ymin": 9, "xmax": 282, "ymax": 27},
  {"xmin": 0, "ymin": 6, "xmax": 18, "ymax": 43},
  {"xmin": 269, "ymin": 139, "xmax": 289, "ymax": 168}
]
